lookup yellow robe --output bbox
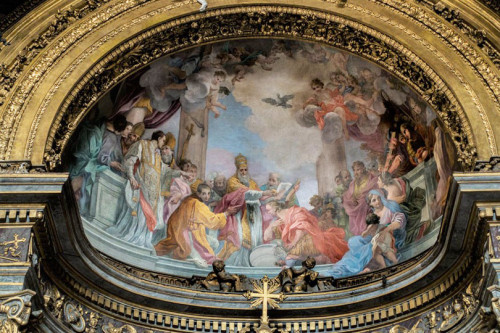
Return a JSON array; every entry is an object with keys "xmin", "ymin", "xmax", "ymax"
[
  {"xmin": 155, "ymin": 195, "xmax": 227, "ymax": 260},
  {"xmin": 226, "ymin": 175, "xmax": 259, "ymax": 193}
]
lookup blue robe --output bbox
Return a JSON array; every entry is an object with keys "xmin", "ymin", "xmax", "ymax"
[
  {"xmin": 69, "ymin": 123, "xmax": 108, "ymax": 214},
  {"xmin": 328, "ymin": 189, "xmax": 407, "ymax": 278}
]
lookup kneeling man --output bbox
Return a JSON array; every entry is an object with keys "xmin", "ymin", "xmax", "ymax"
[{"xmin": 155, "ymin": 183, "xmax": 237, "ymax": 265}]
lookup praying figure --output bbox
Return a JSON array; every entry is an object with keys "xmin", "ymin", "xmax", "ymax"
[
  {"xmin": 155, "ymin": 184, "xmax": 238, "ymax": 265},
  {"xmin": 264, "ymin": 200, "xmax": 348, "ymax": 267}
]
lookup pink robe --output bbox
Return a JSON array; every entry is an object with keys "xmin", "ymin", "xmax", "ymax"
[
  {"xmin": 342, "ymin": 174, "xmax": 379, "ymax": 235},
  {"xmin": 163, "ymin": 177, "xmax": 192, "ymax": 225},
  {"xmin": 280, "ymin": 206, "xmax": 348, "ymax": 263},
  {"xmin": 215, "ymin": 188, "xmax": 274, "ymax": 251}
]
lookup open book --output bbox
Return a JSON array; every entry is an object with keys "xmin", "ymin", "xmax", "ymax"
[{"xmin": 261, "ymin": 179, "xmax": 300, "ymax": 205}]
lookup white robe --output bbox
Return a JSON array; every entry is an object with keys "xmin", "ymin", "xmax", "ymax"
[
  {"xmin": 107, "ymin": 140, "xmax": 177, "ymax": 249},
  {"xmin": 224, "ymin": 190, "xmax": 264, "ymax": 267}
]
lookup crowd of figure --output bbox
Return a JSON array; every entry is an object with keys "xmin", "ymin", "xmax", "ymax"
[
  {"xmin": 67, "ymin": 40, "xmax": 454, "ymax": 277},
  {"xmin": 70, "ymin": 116, "xmax": 349, "ymax": 268},
  {"xmin": 69, "ymin": 109, "xmax": 432, "ymax": 277}
]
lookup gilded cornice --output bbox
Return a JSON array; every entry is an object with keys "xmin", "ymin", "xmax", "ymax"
[
  {"xmin": 0, "ymin": 0, "xmax": 48, "ymax": 34},
  {"xmin": 10, "ymin": 4, "xmax": 483, "ymax": 169},
  {"xmin": 41, "ymin": 253, "xmax": 482, "ymax": 332}
]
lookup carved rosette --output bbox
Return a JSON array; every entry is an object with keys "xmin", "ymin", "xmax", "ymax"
[{"xmin": 0, "ymin": 290, "xmax": 35, "ymax": 333}]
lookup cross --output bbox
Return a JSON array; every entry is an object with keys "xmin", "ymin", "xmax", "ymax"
[
  {"xmin": 243, "ymin": 276, "xmax": 286, "ymax": 327},
  {"xmin": 0, "ymin": 233, "xmax": 27, "ymax": 261},
  {"xmin": 0, "ymin": 233, "xmax": 26, "ymax": 249},
  {"xmin": 180, "ymin": 123, "xmax": 195, "ymax": 161}
]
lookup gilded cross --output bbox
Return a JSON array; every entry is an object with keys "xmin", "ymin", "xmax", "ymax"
[
  {"xmin": 243, "ymin": 276, "xmax": 286, "ymax": 326},
  {"xmin": 0, "ymin": 233, "xmax": 27, "ymax": 261},
  {"xmin": 0, "ymin": 233, "xmax": 26, "ymax": 248}
]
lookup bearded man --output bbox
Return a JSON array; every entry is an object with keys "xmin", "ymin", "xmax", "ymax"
[
  {"xmin": 226, "ymin": 154, "xmax": 260, "ymax": 192},
  {"xmin": 155, "ymin": 184, "xmax": 238, "ymax": 265},
  {"xmin": 342, "ymin": 161, "xmax": 378, "ymax": 235},
  {"xmin": 260, "ymin": 172, "xmax": 280, "ymax": 191},
  {"xmin": 261, "ymin": 172, "xmax": 299, "ymax": 207},
  {"xmin": 216, "ymin": 154, "xmax": 276, "ymax": 266},
  {"xmin": 211, "ymin": 174, "xmax": 227, "ymax": 202}
]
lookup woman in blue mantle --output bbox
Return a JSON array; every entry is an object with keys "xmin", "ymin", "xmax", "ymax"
[{"xmin": 328, "ymin": 189, "xmax": 407, "ymax": 278}]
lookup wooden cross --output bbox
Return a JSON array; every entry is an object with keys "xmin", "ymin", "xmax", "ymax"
[
  {"xmin": 243, "ymin": 276, "xmax": 286, "ymax": 327},
  {"xmin": 180, "ymin": 123, "xmax": 195, "ymax": 161}
]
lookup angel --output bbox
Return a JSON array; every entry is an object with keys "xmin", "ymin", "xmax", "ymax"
[
  {"xmin": 205, "ymin": 71, "xmax": 227, "ymax": 118},
  {"xmin": 304, "ymin": 78, "xmax": 358, "ymax": 139}
]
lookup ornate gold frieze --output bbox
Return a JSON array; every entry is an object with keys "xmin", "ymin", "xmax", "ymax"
[
  {"xmin": 0, "ymin": 161, "xmax": 46, "ymax": 174},
  {"xmin": 383, "ymin": 279, "xmax": 481, "ymax": 332},
  {"xmin": 0, "ymin": 0, "xmax": 47, "ymax": 34},
  {"xmin": 38, "ymin": 6, "xmax": 478, "ymax": 171},
  {"xmin": 430, "ymin": 1, "xmax": 499, "ymax": 69},
  {"xmin": 0, "ymin": 0, "xmax": 112, "ymax": 107},
  {"xmin": 39, "ymin": 241, "xmax": 479, "ymax": 332},
  {"xmin": 0, "ymin": 290, "xmax": 35, "ymax": 333},
  {"xmin": 475, "ymin": 156, "xmax": 500, "ymax": 172},
  {"xmin": 42, "ymin": 280, "xmax": 104, "ymax": 332},
  {"xmin": 364, "ymin": 0, "xmax": 499, "ymax": 104},
  {"xmin": 102, "ymin": 323, "xmax": 137, "ymax": 333},
  {"xmin": 0, "ymin": 0, "xmax": 163, "ymax": 160}
]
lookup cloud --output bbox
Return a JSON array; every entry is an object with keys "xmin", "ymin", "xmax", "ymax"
[{"xmin": 231, "ymin": 55, "xmax": 332, "ymax": 173}]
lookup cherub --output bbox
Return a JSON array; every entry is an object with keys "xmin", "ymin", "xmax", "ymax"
[
  {"xmin": 304, "ymin": 77, "xmax": 358, "ymax": 138},
  {"xmin": 279, "ymin": 257, "xmax": 319, "ymax": 293},
  {"xmin": 206, "ymin": 71, "xmax": 227, "ymax": 118},
  {"xmin": 201, "ymin": 260, "xmax": 242, "ymax": 292},
  {"xmin": 226, "ymin": 47, "xmax": 275, "ymax": 83}
]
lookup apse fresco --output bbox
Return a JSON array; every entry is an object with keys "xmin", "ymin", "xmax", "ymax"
[{"xmin": 66, "ymin": 39, "xmax": 456, "ymax": 278}]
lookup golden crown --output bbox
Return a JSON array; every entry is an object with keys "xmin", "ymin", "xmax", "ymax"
[{"xmin": 234, "ymin": 153, "xmax": 248, "ymax": 167}]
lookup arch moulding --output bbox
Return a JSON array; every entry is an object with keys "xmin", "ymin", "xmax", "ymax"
[{"xmin": 0, "ymin": 0, "xmax": 498, "ymax": 170}]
